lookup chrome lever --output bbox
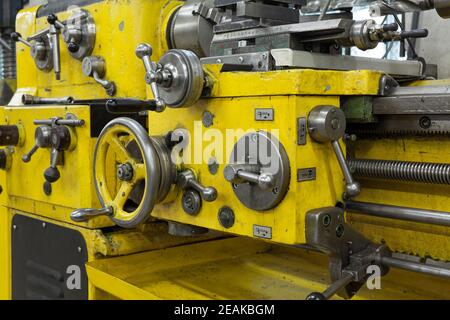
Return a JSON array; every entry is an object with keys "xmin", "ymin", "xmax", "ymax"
[
  {"xmin": 70, "ymin": 207, "xmax": 113, "ymax": 222},
  {"xmin": 224, "ymin": 164, "xmax": 275, "ymax": 190},
  {"xmin": 308, "ymin": 105, "xmax": 361, "ymax": 199},
  {"xmin": 47, "ymin": 14, "xmax": 64, "ymax": 80},
  {"xmin": 135, "ymin": 43, "xmax": 166, "ymax": 112}
]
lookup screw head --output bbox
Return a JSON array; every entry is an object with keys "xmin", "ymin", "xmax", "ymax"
[
  {"xmin": 218, "ymin": 206, "xmax": 235, "ymax": 229},
  {"xmin": 336, "ymin": 224, "xmax": 345, "ymax": 238},
  {"xmin": 182, "ymin": 189, "xmax": 202, "ymax": 215}
]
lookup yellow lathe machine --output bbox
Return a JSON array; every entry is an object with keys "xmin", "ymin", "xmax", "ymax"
[{"xmin": 0, "ymin": 0, "xmax": 449, "ymax": 300}]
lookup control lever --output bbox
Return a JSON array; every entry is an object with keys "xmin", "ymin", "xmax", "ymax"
[
  {"xmin": 11, "ymin": 31, "xmax": 54, "ymax": 72},
  {"xmin": 10, "ymin": 32, "xmax": 32, "ymax": 47},
  {"xmin": 135, "ymin": 43, "xmax": 166, "ymax": 112},
  {"xmin": 223, "ymin": 164, "xmax": 275, "ymax": 190},
  {"xmin": 70, "ymin": 207, "xmax": 113, "ymax": 222},
  {"xmin": 178, "ymin": 169, "xmax": 217, "ymax": 202},
  {"xmin": 308, "ymin": 105, "xmax": 360, "ymax": 199},
  {"xmin": 47, "ymin": 14, "xmax": 65, "ymax": 80},
  {"xmin": 82, "ymin": 56, "xmax": 116, "ymax": 96},
  {"xmin": 306, "ymin": 273, "xmax": 354, "ymax": 300},
  {"xmin": 22, "ymin": 126, "xmax": 52, "ymax": 163},
  {"xmin": 22, "ymin": 116, "xmax": 84, "ymax": 186}
]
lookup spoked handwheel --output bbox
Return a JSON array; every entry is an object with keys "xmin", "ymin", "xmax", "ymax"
[
  {"xmin": 94, "ymin": 117, "xmax": 161, "ymax": 228},
  {"xmin": 71, "ymin": 117, "xmax": 173, "ymax": 228}
]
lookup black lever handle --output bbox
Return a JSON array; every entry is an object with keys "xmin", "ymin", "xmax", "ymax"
[
  {"xmin": 381, "ymin": 23, "xmax": 398, "ymax": 32},
  {"xmin": 400, "ymin": 28, "xmax": 429, "ymax": 39}
]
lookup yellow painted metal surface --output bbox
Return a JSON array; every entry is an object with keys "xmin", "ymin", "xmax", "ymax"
[
  {"xmin": 150, "ymin": 69, "xmax": 382, "ymax": 245},
  {"xmin": 151, "ymin": 95, "xmax": 344, "ymax": 244},
  {"xmin": 15, "ymin": 0, "xmax": 182, "ymax": 100},
  {"xmin": 1, "ymin": 209, "xmax": 219, "ymax": 299},
  {"xmin": 205, "ymin": 65, "xmax": 383, "ymax": 98},
  {"xmin": 86, "ymin": 237, "xmax": 450, "ymax": 300},
  {"xmin": 0, "ymin": 206, "xmax": 11, "ymax": 300},
  {"xmin": 2, "ymin": 105, "xmax": 113, "ymax": 228}
]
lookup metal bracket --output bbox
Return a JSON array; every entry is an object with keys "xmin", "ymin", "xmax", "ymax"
[{"xmin": 306, "ymin": 206, "xmax": 388, "ymax": 299}]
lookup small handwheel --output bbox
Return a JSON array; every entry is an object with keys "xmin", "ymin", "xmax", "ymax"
[{"xmin": 94, "ymin": 117, "xmax": 161, "ymax": 228}]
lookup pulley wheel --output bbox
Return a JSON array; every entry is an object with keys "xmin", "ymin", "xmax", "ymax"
[{"xmin": 158, "ymin": 49, "xmax": 204, "ymax": 108}]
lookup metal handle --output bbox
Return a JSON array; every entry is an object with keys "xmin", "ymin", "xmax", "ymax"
[
  {"xmin": 44, "ymin": 148, "xmax": 61, "ymax": 183},
  {"xmin": 306, "ymin": 273, "xmax": 354, "ymax": 300},
  {"xmin": 10, "ymin": 32, "xmax": 32, "ymax": 47},
  {"xmin": 178, "ymin": 169, "xmax": 217, "ymax": 202},
  {"xmin": 223, "ymin": 164, "xmax": 275, "ymax": 190},
  {"xmin": 331, "ymin": 140, "xmax": 360, "ymax": 198},
  {"xmin": 22, "ymin": 145, "xmax": 39, "ymax": 163},
  {"xmin": 22, "ymin": 125, "xmax": 53, "ymax": 163},
  {"xmin": 135, "ymin": 43, "xmax": 165, "ymax": 112},
  {"xmin": 22, "ymin": 94, "xmax": 74, "ymax": 105},
  {"xmin": 47, "ymin": 14, "xmax": 64, "ymax": 80},
  {"xmin": 70, "ymin": 207, "xmax": 113, "ymax": 222},
  {"xmin": 82, "ymin": 56, "xmax": 116, "ymax": 96},
  {"xmin": 308, "ymin": 105, "xmax": 360, "ymax": 199}
]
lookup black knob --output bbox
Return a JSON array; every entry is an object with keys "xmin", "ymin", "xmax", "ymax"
[
  {"xmin": 306, "ymin": 292, "xmax": 326, "ymax": 300},
  {"xmin": 401, "ymin": 29, "xmax": 429, "ymax": 39},
  {"xmin": 47, "ymin": 14, "xmax": 58, "ymax": 25},
  {"xmin": 68, "ymin": 42, "xmax": 80, "ymax": 53},
  {"xmin": 0, "ymin": 149, "xmax": 7, "ymax": 170},
  {"xmin": 382, "ymin": 23, "xmax": 398, "ymax": 32},
  {"xmin": 10, "ymin": 32, "xmax": 21, "ymax": 42},
  {"xmin": 44, "ymin": 166, "xmax": 61, "ymax": 183}
]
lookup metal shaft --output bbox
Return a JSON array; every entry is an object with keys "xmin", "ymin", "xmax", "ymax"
[
  {"xmin": 49, "ymin": 25, "xmax": 61, "ymax": 80},
  {"xmin": 381, "ymin": 256, "xmax": 450, "ymax": 279},
  {"xmin": 346, "ymin": 200, "xmax": 450, "ymax": 227},
  {"xmin": 322, "ymin": 273, "xmax": 353, "ymax": 299}
]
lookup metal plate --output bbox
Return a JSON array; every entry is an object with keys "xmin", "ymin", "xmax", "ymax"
[
  {"xmin": 271, "ymin": 49, "xmax": 424, "ymax": 77},
  {"xmin": 255, "ymin": 108, "xmax": 274, "ymax": 121},
  {"xmin": 228, "ymin": 131, "xmax": 290, "ymax": 211},
  {"xmin": 12, "ymin": 214, "xmax": 88, "ymax": 300},
  {"xmin": 297, "ymin": 167, "xmax": 316, "ymax": 182},
  {"xmin": 297, "ymin": 117, "xmax": 307, "ymax": 145}
]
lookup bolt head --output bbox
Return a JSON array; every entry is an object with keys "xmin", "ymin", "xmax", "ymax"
[{"xmin": 117, "ymin": 163, "xmax": 134, "ymax": 181}]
